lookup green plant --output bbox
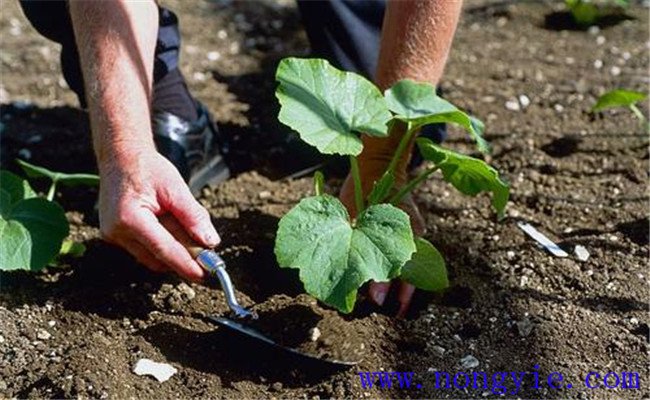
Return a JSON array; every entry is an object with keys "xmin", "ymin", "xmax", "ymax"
[
  {"xmin": 592, "ymin": 89, "xmax": 648, "ymax": 130},
  {"xmin": 273, "ymin": 58, "xmax": 509, "ymax": 313},
  {"xmin": 0, "ymin": 161, "xmax": 98, "ymax": 271},
  {"xmin": 565, "ymin": 0, "xmax": 630, "ymax": 27}
]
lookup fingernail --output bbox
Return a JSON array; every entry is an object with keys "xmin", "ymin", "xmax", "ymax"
[
  {"xmin": 204, "ymin": 232, "xmax": 220, "ymax": 247},
  {"xmin": 373, "ymin": 289, "xmax": 387, "ymax": 306}
]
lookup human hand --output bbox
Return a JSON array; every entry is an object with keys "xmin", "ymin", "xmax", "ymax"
[
  {"xmin": 339, "ymin": 155, "xmax": 425, "ymax": 318},
  {"xmin": 98, "ymin": 147, "xmax": 220, "ymax": 281}
]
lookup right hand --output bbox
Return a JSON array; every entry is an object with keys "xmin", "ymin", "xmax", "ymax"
[{"xmin": 98, "ymin": 147, "xmax": 220, "ymax": 281}]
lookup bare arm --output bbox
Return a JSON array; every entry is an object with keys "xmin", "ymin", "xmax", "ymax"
[{"xmin": 69, "ymin": 1, "xmax": 218, "ymax": 280}]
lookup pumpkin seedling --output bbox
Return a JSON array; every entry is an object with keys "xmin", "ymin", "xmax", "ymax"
[
  {"xmin": 592, "ymin": 89, "xmax": 648, "ymax": 131},
  {"xmin": 1, "ymin": 161, "xmax": 99, "ymax": 272},
  {"xmin": 273, "ymin": 58, "xmax": 509, "ymax": 313}
]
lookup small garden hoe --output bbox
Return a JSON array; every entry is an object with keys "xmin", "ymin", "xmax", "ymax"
[{"xmin": 160, "ymin": 214, "xmax": 358, "ymax": 367}]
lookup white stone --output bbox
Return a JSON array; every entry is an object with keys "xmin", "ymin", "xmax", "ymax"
[
  {"xmin": 518, "ymin": 95, "xmax": 531, "ymax": 108},
  {"xmin": 574, "ymin": 245, "xmax": 590, "ymax": 262},
  {"xmin": 611, "ymin": 66, "xmax": 621, "ymax": 76},
  {"xmin": 596, "ymin": 36, "xmax": 606, "ymax": 45},
  {"xmin": 505, "ymin": 99, "xmax": 520, "ymax": 111},
  {"xmin": 133, "ymin": 359, "xmax": 178, "ymax": 382},
  {"xmin": 460, "ymin": 355, "xmax": 479, "ymax": 369},
  {"xmin": 309, "ymin": 327, "xmax": 321, "ymax": 342},
  {"xmin": 593, "ymin": 59, "xmax": 603, "ymax": 69},
  {"xmin": 37, "ymin": 330, "xmax": 51, "ymax": 340},
  {"xmin": 207, "ymin": 51, "xmax": 221, "ymax": 61}
]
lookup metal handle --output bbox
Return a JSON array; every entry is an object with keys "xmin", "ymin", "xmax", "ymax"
[{"xmin": 195, "ymin": 250, "xmax": 256, "ymax": 319}]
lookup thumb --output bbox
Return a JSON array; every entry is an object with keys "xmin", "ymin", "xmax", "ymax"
[{"xmin": 159, "ymin": 183, "xmax": 220, "ymax": 248}]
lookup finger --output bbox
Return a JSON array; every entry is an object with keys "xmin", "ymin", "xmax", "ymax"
[
  {"xmin": 129, "ymin": 211, "xmax": 206, "ymax": 281},
  {"xmin": 368, "ymin": 281, "xmax": 391, "ymax": 306},
  {"xmin": 158, "ymin": 183, "xmax": 220, "ymax": 248},
  {"xmin": 121, "ymin": 239, "xmax": 168, "ymax": 273},
  {"xmin": 396, "ymin": 282, "xmax": 416, "ymax": 318}
]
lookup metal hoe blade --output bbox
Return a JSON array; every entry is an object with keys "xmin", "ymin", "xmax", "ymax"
[{"xmin": 195, "ymin": 249, "xmax": 358, "ymax": 367}]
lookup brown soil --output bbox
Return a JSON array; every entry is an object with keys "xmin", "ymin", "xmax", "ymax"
[{"xmin": 1, "ymin": 0, "xmax": 648, "ymax": 399}]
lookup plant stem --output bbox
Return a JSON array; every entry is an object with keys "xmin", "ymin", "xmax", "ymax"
[
  {"xmin": 385, "ymin": 121, "xmax": 416, "ymax": 178},
  {"xmin": 46, "ymin": 180, "xmax": 57, "ymax": 202},
  {"xmin": 629, "ymin": 104, "xmax": 649, "ymax": 131},
  {"xmin": 349, "ymin": 156, "xmax": 364, "ymax": 215},
  {"xmin": 389, "ymin": 166, "xmax": 439, "ymax": 205}
]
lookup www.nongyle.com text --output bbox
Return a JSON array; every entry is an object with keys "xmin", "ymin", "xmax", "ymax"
[{"xmin": 358, "ymin": 365, "xmax": 640, "ymax": 395}]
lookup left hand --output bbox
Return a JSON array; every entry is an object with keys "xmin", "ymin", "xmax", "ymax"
[{"xmin": 338, "ymin": 156, "xmax": 425, "ymax": 318}]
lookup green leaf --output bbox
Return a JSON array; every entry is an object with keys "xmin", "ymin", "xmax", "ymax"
[
  {"xmin": 17, "ymin": 159, "xmax": 99, "ymax": 187},
  {"xmin": 367, "ymin": 172, "xmax": 395, "ymax": 206},
  {"xmin": 59, "ymin": 240, "xmax": 86, "ymax": 258},
  {"xmin": 592, "ymin": 89, "xmax": 647, "ymax": 112},
  {"xmin": 401, "ymin": 237, "xmax": 448, "ymax": 291},
  {"xmin": 313, "ymin": 171, "xmax": 324, "ymax": 196},
  {"xmin": 566, "ymin": 0, "xmax": 600, "ymax": 26},
  {"xmin": 275, "ymin": 58, "xmax": 392, "ymax": 156},
  {"xmin": 385, "ymin": 79, "xmax": 490, "ymax": 154},
  {"xmin": 416, "ymin": 138, "xmax": 510, "ymax": 219},
  {"xmin": 1, "ymin": 170, "xmax": 37, "ymax": 205},
  {"xmin": 0, "ymin": 173, "xmax": 69, "ymax": 271},
  {"xmin": 275, "ymin": 195, "xmax": 415, "ymax": 313}
]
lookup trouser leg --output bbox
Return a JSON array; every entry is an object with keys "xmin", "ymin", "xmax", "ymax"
[{"xmin": 19, "ymin": 0, "xmax": 197, "ymax": 121}]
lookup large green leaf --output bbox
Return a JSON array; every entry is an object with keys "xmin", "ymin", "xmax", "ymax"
[
  {"xmin": 385, "ymin": 79, "xmax": 490, "ymax": 154},
  {"xmin": 17, "ymin": 159, "xmax": 99, "ymax": 187},
  {"xmin": 1, "ymin": 170, "xmax": 37, "ymax": 204},
  {"xmin": 417, "ymin": 138, "xmax": 509, "ymax": 219},
  {"xmin": 0, "ymin": 174, "xmax": 69, "ymax": 271},
  {"xmin": 401, "ymin": 237, "xmax": 448, "ymax": 291},
  {"xmin": 592, "ymin": 89, "xmax": 647, "ymax": 112},
  {"xmin": 274, "ymin": 195, "xmax": 415, "ymax": 313},
  {"xmin": 275, "ymin": 58, "xmax": 392, "ymax": 156}
]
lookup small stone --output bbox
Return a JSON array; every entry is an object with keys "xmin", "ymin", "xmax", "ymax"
[
  {"xmin": 309, "ymin": 327, "xmax": 321, "ymax": 342},
  {"xmin": 593, "ymin": 59, "xmax": 603, "ymax": 69},
  {"xmin": 518, "ymin": 95, "xmax": 531, "ymax": 108},
  {"xmin": 588, "ymin": 26, "xmax": 600, "ymax": 35},
  {"xmin": 0, "ymin": 335, "xmax": 4, "ymax": 343},
  {"xmin": 460, "ymin": 355, "xmax": 479, "ymax": 369},
  {"xmin": 622, "ymin": 51, "xmax": 631, "ymax": 60},
  {"xmin": 574, "ymin": 245, "xmax": 590, "ymax": 262},
  {"xmin": 586, "ymin": 269, "xmax": 594, "ymax": 276},
  {"xmin": 48, "ymin": 320, "xmax": 56, "ymax": 327},
  {"xmin": 630, "ymin": 317, "xmax": 639, "ymax": 325},
  {"xmin": 610, "ymin": 66, "xmax": 621, "ymax": 76},
  {"xmin": 217, "ymin": 29, "xmax": 228, "ymax": 39},
  {"xmin": 133, "ymin": 358, "xmax": 177, "ymax": 382},
  {"xmin": 431, "ymin": 345, "xmax": 446, "ymax": 357},
  {"xmin": 258, "ymin": 190, "xmax": 272, "ymax": 199},
  {"xmin": 516, "ymin": 318, "xmax": 534, "ymax": 337},
  {"xmin": 177, "ymin": 283, "xmax": 196, "ymax": 301},
  {"xmin": 596, "ymin": 35, "xmax": 606, "ymax": 45},
  {"xmin": 554, "ymin": 104, "xmax": 564, "ymax": 113},
  {"xmin": 506, "ymin": 251, "xmax": 516, "ymax": 260},
  {"xmin": 37, "ymin": 330, "xmax": 51, "ymax": 340},
  {"xmin": 207, "ymin": 51, "xmax": 221, "ymax": 61},
  {"xmin": 505, "ymin": 99, "xmax": 520, "ymax": 111},
  {"xmin": 271, "ymin": 382, "xmax": 283, "ymax": 391}
]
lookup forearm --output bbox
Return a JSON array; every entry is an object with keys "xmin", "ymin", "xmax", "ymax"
[
  {"xmin": 361, "ymin": 0, "xmax": 463, "ymax": 175},
  {"xmin": 69, "ymin": 1, "xmax": 158, "ymax": 170}
]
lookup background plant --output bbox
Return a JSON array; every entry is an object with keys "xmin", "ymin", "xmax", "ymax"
[
  {"xmin": 565, "ymin": 0, "xmax": 630, "ymax": 27},
  {"xmin": 273, "ymin": 58, "xmax": 509, "ymax": 313},
  {"xmin": 592, "ymin": 88, "xmax": 648, "ymax": 131},
  {"xmin": 0, "ymin": 161, "xmax": 98, "ymax": 271}
]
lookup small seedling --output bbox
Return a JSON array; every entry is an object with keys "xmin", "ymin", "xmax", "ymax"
[
  {"xmin": 273, "ymin": 58, "xmax": 509, "ymax": 313},
  {"xmin": 565, "ymin": 0, "xmax": 629, "ymax": 27},
  {"xmin": 0, "ymin": 161, "xmax": 98, "ymax": 272},
  {"xmin": 592, "ymin": 89, "xmax": 648, "ymax": 130}
]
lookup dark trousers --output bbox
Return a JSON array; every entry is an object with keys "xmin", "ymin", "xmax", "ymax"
[{"xmin": 19, "ymin": 0, "xmax": 444, "ymax": 148}]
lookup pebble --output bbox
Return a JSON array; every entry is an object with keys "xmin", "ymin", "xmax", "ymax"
[
  {"xmin": 610, "ymin": 66, "xmax": 621, "ymax": 76},
  {"xmin": 259, "ymin": 190, "xmax": 272, "ymax": 199},
  {"xmin": 593, "ymin": 59, "xmax": 603, "ymax": 69},
  {"xmin": 630, "ymin": 317, "xmax": 639, "ymax": 325},
  {"xmin": 554, "ymin": 104, "xmax": 564, "ymax": 113},
  {"xmin": 518, "ymin": 95, "xmax": 531, "ymax": 108},
  {"xmin": 0, "ymin": 335, "xmax": 4, "ymax": 343},
  {"xmin": 271, "ymin": 382, "xmax": 283, "ymax": 391},
  {"xmin": 516, "ymin": 318, "xmax": 534, "ymax": 337},
  {"xmin": 431, "ymin": 345, "xmax": 446, "ymax": 357},
  {"xmin": 309, "ymin": 327, "xmax": 321, "ymax": 342},
  {"xmin": 48, "ymin": 320, "xmax": 56, "ymax": 327},
  {"xmin": 217, "ymin": 29, "xmax": 228, "ymax": 39},
  {"xmin": 460, "ymin": 355, "xmax": 479, "ymax": 369},
  {"xmin": 207, "ymin": 51, "xmax": 221, "ymax": 61},
  {"xmin": 596, "ymin": 35, "xmax": 606, "ymax": 45},
  {"xmin": 574, "ymin": 245, "xmax": 590, "ymax": 262},
  {"xmin": 506, "ymin": 251, "xmax": 516, "ymax": 260},
  {"xmin": 177, "ymin": 283, "xmax": 196, "ymax": 301},
  {"xmin": 133, "ymin": 358, "xmax": 177, "ymax": 382},
  {"xmin": 37, "ymin": 330, "xmax": 51, "ymax": 340},
  {"xmin": 505, "ymin": 99, "xmax": 520, "ymax": 111}
]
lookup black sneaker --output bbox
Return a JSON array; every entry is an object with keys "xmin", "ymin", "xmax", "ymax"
[{"xmin": 152, "ymin": 103, "xmax": 230, "ymax": 196}]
